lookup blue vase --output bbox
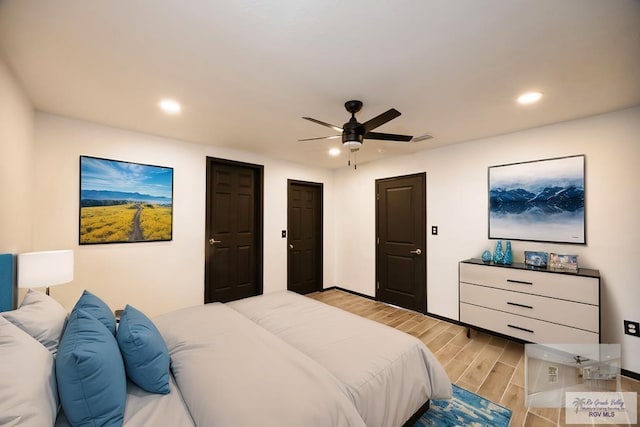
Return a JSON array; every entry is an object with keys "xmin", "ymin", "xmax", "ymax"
[
  {"xmin": 493, "ymin": 241, "xmax": 504, "ymax": 264},
  {"xmin": 504, "ymin": 241, "xmax": 513, "ymax": 265},
  {"xmin": 481, "ymin": 250, "xmax": 492, "ymax": 263}
]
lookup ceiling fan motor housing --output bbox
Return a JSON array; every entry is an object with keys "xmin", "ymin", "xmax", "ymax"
[
  {"xmin": 342, "ymin": 118, "xmax": 364, "ymax": 146},
  {"xmin": 342, "ymin": 130, "xmax": 363, "ymax": 146}
]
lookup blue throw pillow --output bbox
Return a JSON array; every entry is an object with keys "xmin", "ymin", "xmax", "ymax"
[
  {"xmin": 56, "ymin": 309, "xmax": 126, "ymax": 427},
  {"xmin": 116, "ymin": 305, "xmax": 170, "ymax": 394},
  {"xmin": 74, "ymin": 290, "xmax": 116, "ymax": 335}
]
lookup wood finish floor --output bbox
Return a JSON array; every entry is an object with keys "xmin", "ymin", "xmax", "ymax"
[{"xmin": 309, "ymin": 289, "xmax": 640, "ymax": 427}]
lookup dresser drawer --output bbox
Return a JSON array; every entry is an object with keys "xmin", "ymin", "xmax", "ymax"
[
  {"xmin": 460, "ymin": 262, "xmax": 598, "ymax": 305},
  {"xmin": 460, "ymin": 283, "xmax": 599, "ymax": 333},
  {"xmin": 460, "ymin": 303, "xmax": 599, "ymax": 344}
]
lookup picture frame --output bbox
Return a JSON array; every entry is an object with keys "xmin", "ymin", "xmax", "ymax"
[
  {"xmin": 488, "ymin": 155, "xmax": 585, "ymax": 244},
  {"xmin": 547, "ymin": 365, "xmax": 559, "ymax": 384},
  {"xmin": 79, "ymin": 156, "xmax": 173, "ymax": 244},
  {"xmin": 549, "ymin": 253, "xmax": 579, "ymax": 272},
  {"xmin": 524, "ymin": 251, "xmax": 548, "ymax": 269}
]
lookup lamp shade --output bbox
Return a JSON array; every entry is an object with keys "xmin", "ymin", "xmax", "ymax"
[{"xmin": 18, "ymin": 250, "xmax": 74, "ymax": 288}]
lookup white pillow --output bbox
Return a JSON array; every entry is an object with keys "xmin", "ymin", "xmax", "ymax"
[
  {"xmin": 1, "ymin": 288, "xmax": 68, "ymax": 354},
  {"xmin": 0, "ymin": 316, "xmax": 59, "ymax": 426}
]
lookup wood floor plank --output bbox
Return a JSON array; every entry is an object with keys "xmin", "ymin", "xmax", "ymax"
[
  {"xmin": 524, "ymin": 412, "xmax": 557, "ymax": 427},
  {"xmin": 500, "ymin": 341, "xmax": 524, "ymax": 367},
  {"xmin": 460, "ymin": 344, "xmax": 503, "ymax": 387},
  {"xmin": 457, "ymin": 380, "xmax": 479, "ymax": 393},
  {"xmin": 418, "ymin": 321, "xmax": 450, "ymax": 344},
  {"xmin": 423, "ymin": 327, "xmax": 457, "ymax": 352},
  {"xmin": 386, "ymin": 311, "xmax": 414, "ymax": 328},
  {"xmin": 396, "ymin": 318, "xmax": 421, "ymax": 333},
  {"xmin": 489, "ymin": 335, "xmax": 509, "ymax": 349},
  {"xmin": 501, "ymin": 384, "xmax": 528, "ymax": 427},
  {"xmin": 452, "ymin": 339, "xmax": 486, "ymax": 365},
  {"xmin": 477, "ymin": 361, "xmax": 515, "ymax": 403},
  {"xmin": 434, "ymin": 342, "xmax": 463, "ymax": 364},
  {"xmin": 407, "ymin": 316, "xmax": 440, "ymax": 336},
  {"xmin": 443, "ymin": 358, "xmax": 469, "ymax": 383},
  {"xmin": 529, "ymin": 407, "xmax": 560, "ymax": 425},
  {"xmin": 512, "ymin": 357, "xmax": 526, "ymax": 388}
]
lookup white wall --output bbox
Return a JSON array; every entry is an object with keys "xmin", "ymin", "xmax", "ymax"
[
  {"xmin": 28, "ymin": 106, "xmax": 640, "ymax": 374},
  {"xmin": 0, "ymin": 57, "xmax": 34, "ymax": 252},
  {"xmin": 33, "ymin": 113, "xmax": 335, "ymax": 317},
  {"xmin": 334, "ymin": 106, "xmax": 640, "ymax": 374}
]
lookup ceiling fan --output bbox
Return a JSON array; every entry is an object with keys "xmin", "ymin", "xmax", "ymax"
[{"xmin": 299, "ymin": 100, "xmax": 413, "ymax": 149}]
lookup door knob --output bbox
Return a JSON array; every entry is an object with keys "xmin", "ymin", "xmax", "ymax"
[
  {"xmin": 209, "ymin": 238, "xmax": 221, "ymax": 245},
  {"xmin": 289, "ymin": 244, "xmax": 294, "ymax": 249},
  {"xmin": 410, "ymin": 248, "xmax": 422, "ymax": 255}
]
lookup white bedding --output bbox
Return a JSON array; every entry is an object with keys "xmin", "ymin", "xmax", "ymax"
[
  {"xmin": 229, "ymin": 291, "xmax": 452, "ymax": 427},
  {"xmin": 55, "ymin": 374, "xmax": 194, "ymax": 427},
  {"xmin": 153, "ymin": 302, "xmax": 366, "ymax": 427}
]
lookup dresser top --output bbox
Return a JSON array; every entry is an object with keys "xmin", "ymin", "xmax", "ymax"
[{"xmin": 461, "ymin": 258, "xmax": 600, "ymax": 279}]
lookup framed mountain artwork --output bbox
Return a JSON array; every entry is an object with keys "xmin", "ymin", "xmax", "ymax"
[
  {"xmin": 488, "ymin": 155, "xmax": 585, "ymax": 244},
  {"xmin": 79, "ymin": 156, "xmax": 173, "ymax": 244}
]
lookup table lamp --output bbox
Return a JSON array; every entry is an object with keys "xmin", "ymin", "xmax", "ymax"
[{"xmin": 18, "ymin": 250, "xmax": 74, "ymax": 295}]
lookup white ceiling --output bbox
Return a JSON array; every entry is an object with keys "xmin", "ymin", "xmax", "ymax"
[{"xmin": 1, "ymin": 0, "xmax": 639, "ymax": 168}]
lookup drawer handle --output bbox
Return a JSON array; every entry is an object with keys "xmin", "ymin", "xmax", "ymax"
[
  {"xmin": 507, "ymin": 302, "xmax": 533, "ymax": 309},
  {"xmin": 507, "ymin": 324, "xmax": 534, "ymax": 334},
  {"xmin": 507, "ymin": 279, "xmax": 533, "ymax": 285}
]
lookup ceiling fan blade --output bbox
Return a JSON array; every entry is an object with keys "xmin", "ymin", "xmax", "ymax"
[
  {"xmin": 365, "ymin": 131, "xmax": 413, "ymax": 142},
  {"xmin": 302, "ymin": 117, "xmax": 343, "ymax": 132},
  {"xmin": 298, "ymin": 135, "xmax": 342, "ymax": 142},
  {"xmin": 361, "ymin": 108, "xmax": 401, "ymax": 133}
]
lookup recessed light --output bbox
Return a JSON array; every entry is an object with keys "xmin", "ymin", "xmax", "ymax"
[
  {"xmin": 517, "ymin": 91, "xmax": 543, "ymax": 105},
  {"xmin": 328, "ymin": 148, "xmax": 341, "ymax": 157},
  {"xmin": 159, "ymin": 98, "xmax": 181, "ymax": 114}
]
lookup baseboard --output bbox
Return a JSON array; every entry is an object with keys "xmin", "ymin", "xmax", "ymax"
[
  {"xmin": 621, "ymin": 368, "xmax": 640, "ymax": 381},
  {"xmin": 322, "ymin": 286, "xmax": 376, "ymax": 301},
  {"xmin": 425, "ymin": 310, "xmax": 461, "ymax": 325}
]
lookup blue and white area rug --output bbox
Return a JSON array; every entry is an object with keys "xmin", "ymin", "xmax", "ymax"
[{"xmin": 415, "ymin": 384, "xmax": 512, "ymax": 427}]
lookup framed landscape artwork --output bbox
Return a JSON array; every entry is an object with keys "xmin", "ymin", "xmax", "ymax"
[
  {"xmin": 488, "ymin": 155, "xmax": 585, "ymax": 244},
  {"xmin": 79, "ymin": 156, "xmax": 173, "ymax": 244}
]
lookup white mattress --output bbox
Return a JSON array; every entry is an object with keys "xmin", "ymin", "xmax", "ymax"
[
  {"xmin": 229, "ymin": 291, "xmax": 452, "ymax": 427},
  {"xmin": 153, "ymin": 302, "xmax": 366, "ymax": 427}
]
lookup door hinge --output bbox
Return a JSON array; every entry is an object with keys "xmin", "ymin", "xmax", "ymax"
[
  {"xmin": 376, "ymin": 193, "xmax": 379, "ymax": 200},
  {"xmin": 377, "ymin": 281, "xmax": 380, "ymax": 290},
  {"xmin": 376, "ymin": 237, "xmax": 379, "ymax": 245}
]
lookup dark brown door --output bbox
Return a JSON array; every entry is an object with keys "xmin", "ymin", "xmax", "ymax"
[
  {"xmin": 205, "ymin": 158, "xmax": 263, "ymax": 303},
  {"xmin": 376, "ymin": 173, "xmax": 426, "ymax": 313},
  {"xmin": 287, "ymin": 180, "xmax": 323, "ymax": 295}
]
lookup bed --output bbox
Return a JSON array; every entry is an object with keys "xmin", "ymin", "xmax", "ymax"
[
  {"xmin": 0, "ymin": 269, "xmax": 451, "ymax": 427},
  {"xmin": 228, "ymin": 291, "xmax": 452, "ymax": 427},
  {"xmin": 153, "ymin": 302, "xmax": 366, "ymax": 426}
]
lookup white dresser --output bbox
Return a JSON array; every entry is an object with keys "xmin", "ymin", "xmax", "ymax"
[{"xmin": 459, "ymin": 259, "xmax": 600, "ymax": 344}]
